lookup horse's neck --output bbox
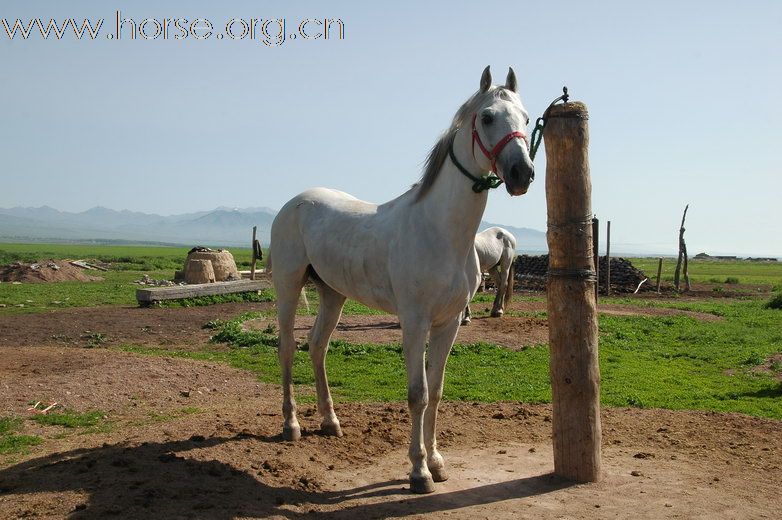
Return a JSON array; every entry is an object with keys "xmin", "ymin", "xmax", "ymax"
[{"xmin": 416, "ymin": 132, "xmax": 489, "ymax": 257}]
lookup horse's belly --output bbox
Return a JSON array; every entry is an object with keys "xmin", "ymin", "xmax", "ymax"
[{"xmin": 310, "ymin": 258, "xmax": 396, "ymax": 314}]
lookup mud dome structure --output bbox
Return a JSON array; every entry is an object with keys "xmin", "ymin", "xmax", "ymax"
[
  {"xmin": 514, "ymin": 254, "xmax": 651, "ymax": 293},
  {"xmin": 182, "ymin": 247, "xmax": 241, "ymax": 284}
]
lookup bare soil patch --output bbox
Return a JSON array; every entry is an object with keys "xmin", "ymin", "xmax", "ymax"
[
  {"xmin": 0, "ymin": 346, "xmax": 779, "ymax": 519},
  {"xmin": 750, "ymin": 353, "xmax": 782, "ymax": 381},
  {"xmin": 0, "ymin": 260, "xmax": 102, "ymax": 283},
  {"xmin": 0, "ymin": 302, "xmax": 272, "ymax": 350}
]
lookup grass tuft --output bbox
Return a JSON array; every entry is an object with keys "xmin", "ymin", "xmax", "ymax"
[
  {"xmin": 0, "ymin": 417, "xmax": 42, "ymax": 455},
  {"xmin": 30, "ymin": 409, "xmax": 106, "ymax": 428},
  {"xmin": 158, "ymin": 289, "xmax": 275, "ymax": 308}
]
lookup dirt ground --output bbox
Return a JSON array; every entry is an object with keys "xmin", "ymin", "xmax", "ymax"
[
  {"xmin": 0, "ymin": 298, "xmax": 719, "ymax": 353},
  {"xmin": 0, "ymin": 300, "xmax": 779, "ymax": 519}
]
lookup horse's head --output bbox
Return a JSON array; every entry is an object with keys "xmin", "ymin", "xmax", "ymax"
[{"xmin": 470, "ymin": 66, "xmax": 534, "ymax": 196}]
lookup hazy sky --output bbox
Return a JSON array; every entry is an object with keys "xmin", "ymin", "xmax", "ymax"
[{"xmin": 1, "ymin": 1, "xmax": 780, "ymax": 256}]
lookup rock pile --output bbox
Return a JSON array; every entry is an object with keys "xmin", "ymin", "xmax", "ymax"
[{"xmin": 513, "ymin": 255, "xmax": 652, "ymax": 293}]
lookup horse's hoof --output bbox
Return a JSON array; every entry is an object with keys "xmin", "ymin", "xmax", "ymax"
[
  {"xmin": 409, "ymin": 475, "xmax": 436, "ymax": 494},
  {"xmin": 320, "ymin": 421, "xmax": 343, "ymax": 437},
  {"xmin": 430, "ymin": 466, "xmax": 449, "ymax": 482},
  {"xmin": 461, "ymin": 318, "xmax": 471, "ymax": 326},
  {"xmin": 282, "ymin": 425, "xmax": 301, "ymax": 441},
  {"xmin": 490, "ymin": 310, "xmax": 503, "ymax": 318}
]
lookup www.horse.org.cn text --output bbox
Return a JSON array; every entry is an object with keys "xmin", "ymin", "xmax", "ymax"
[{"xmin": 1, "ymin": 11, "xmax": 345, "ymax": 46}]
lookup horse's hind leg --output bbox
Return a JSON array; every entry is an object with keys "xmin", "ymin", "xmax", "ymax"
[
  {"xmin": 274, "ymin": 266, "xmax": 308, "ymax": 441},
  {"xmin": 423, "ymin": 316, "xmax": 460, "ymax": 483},
  {"xmin": 461, "ymin": 304, "xmax": 471, "ymax": 325},
  {"xmin": 490, "ymin": 265, "xmax": 505, "ymax": 317},
  {"xmin": 307, "ymin": 282, "xmax": 346, "ymax": 437}
]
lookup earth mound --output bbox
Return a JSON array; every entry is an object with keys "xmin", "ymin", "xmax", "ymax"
[{"xmin": 0, "ymin": 260, "xmax": 103, "ymax": 283}]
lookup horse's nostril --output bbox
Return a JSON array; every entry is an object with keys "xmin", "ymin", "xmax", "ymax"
[{"xmin": 509, "ymin": 164, "xmax": 520, "ymax": 181}]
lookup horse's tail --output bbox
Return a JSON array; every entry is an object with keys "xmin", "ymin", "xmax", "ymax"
[{"xmin": 504, "ymin": 260, "xmax": 515, "ymax": 309}]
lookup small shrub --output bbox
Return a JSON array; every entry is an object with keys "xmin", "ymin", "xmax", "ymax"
[
  {"xmin": 764, "ymin": 293, "xmax": 782, "ymax": 310},
  {"xmin": 724, "ymin": 277, "xmax": 740, "ymax": 284},
  {"xmin": 83, "ymin": 332, "xmax": 107, "ymax": 348},
  {"xmin": 743, "ymin": 352, "xmax": 765, "ymax": 366}
]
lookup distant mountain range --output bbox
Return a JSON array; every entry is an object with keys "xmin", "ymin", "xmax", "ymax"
[{"xmin": 0, "ymin": 206, "xmax": 548, "ymax": 251}]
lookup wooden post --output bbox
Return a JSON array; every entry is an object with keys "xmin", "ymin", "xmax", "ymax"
[
  {"xmin": 592, "ymin": 216, "xmax": 599, "ymax": 304},
  {"xmin": 674, "ymin": 205, "xmax": 689, "ymax": 292},
  {"xmin": 544, "ymin": 101, "xmax": 602, "ymax": 483},
  {"xmin": 656, "ymin": 257, "xmax": 663, "ymax": 294},
  {"xmin": 604, "ymin": 221, "xmax": 611, "ymax": 296},
  {"xmin": 250, "ymin": 226, "xmax": 258, "ymax": 280}
]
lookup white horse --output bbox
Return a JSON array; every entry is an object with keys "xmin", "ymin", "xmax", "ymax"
[
  {"xmin": 269, "ymin": 66, "xmax": 534, "ymax": 494},
  {"xmin": 462, "ymin": 227, "xmax": 517, "ymax": 324}
]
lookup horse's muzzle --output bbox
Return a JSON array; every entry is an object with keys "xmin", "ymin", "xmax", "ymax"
[{"xmin": 504, "ymin": 162, "xmax": 534, "ymax": 196}]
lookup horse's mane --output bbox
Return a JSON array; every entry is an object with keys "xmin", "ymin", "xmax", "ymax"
[{"xmin": 414, "ymin": 86, "xmax": 514, "ymax": 202}]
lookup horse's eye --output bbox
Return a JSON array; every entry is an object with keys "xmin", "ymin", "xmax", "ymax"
[{"xmin": 481, "ymin": 113, "xmax": 494, "ymax": 125}]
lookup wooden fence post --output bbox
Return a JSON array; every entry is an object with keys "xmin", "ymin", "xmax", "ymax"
[
  {"xmin": 674, "ymin": 205, "xmax": 689, "ymax": 292},
  {"xmin": 545, "ymin": 101, "xmax": 602, "ymax": 482},
  {"xmin": 592, "ymin": 216, "xmax": 599, "ymax": 304},
  {"xmin": 250, "ymin": 226, "xmax": 258, "ymax": 280},
  {"xmin": 656, "ymin": 257, "xmax": 663, "ymax": 294},
  {"xmin": 604, "ymin": 221, "xmax": 611, "ymax": 296}
]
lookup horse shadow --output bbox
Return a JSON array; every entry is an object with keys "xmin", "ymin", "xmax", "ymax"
[{"xmin": 0, "ymin": 434, "xmax": 572, "ymax": 519}]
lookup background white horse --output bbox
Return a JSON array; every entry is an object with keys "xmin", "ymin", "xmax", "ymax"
[
  {"xmin": 462, "ymin": 226, "xmax": 517, "ymax": 324},
  {"xmin": 269, "ymin": 66, "xmax": 534, "ymax": 494}
]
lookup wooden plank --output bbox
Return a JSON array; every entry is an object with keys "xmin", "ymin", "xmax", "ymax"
[
  {"xmin": 239, "ymin": 269, "xmax": 266, "ymax": 279},
  {"xmin": 136, "ymin": 279, "xmax": 270, "ymax": 304}
]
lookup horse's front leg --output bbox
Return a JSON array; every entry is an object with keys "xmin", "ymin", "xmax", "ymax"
[
  {"xmin": 401, "ymin": 319, "xmax": 434, "ymax": 494},
  {"xmin": 424, "ymin": 316, "xmax": 460, "ymax": 482}
]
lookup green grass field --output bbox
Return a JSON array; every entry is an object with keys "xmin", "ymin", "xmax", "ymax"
[
  {"xmin": 0, "ymin": 243, "xmax": 264, "ymax": 313},
  {"xmin": 0, "ymin": 243, "xmax": 259, "ymax": 271},
  {"xmin": 2, "ymin": 244, "xmax": 781, "ymax": 421},
  {"xmin": 629, "ymin": 257, "xmax": 782, "ymax": 287},
  {"xmin": 123, "ymin": 295, "xmax": 781, "ymax": 419}
]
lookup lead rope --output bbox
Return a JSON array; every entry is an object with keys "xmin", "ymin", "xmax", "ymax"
[{"xmin": 529, "ymin": 86, "xmax": 570, "ymax": 161}]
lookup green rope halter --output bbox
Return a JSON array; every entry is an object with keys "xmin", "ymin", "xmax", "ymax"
[{"xmin": 448, "ymin": 143, "xmax": 503, "ymax": 193}]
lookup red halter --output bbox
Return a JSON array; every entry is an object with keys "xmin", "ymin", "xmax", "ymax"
[{"xmin": 471, "ymin": 113, "xmax": 528, "ymax": 173}]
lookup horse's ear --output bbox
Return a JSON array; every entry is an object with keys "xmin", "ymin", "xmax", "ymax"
[
  {"xmin": 505, "ymin": 67, "xmax": 517, "ymax": 92},
  {"xmin": 479, "ymin": 66, "xmax": 492, "ymax": 92}
]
